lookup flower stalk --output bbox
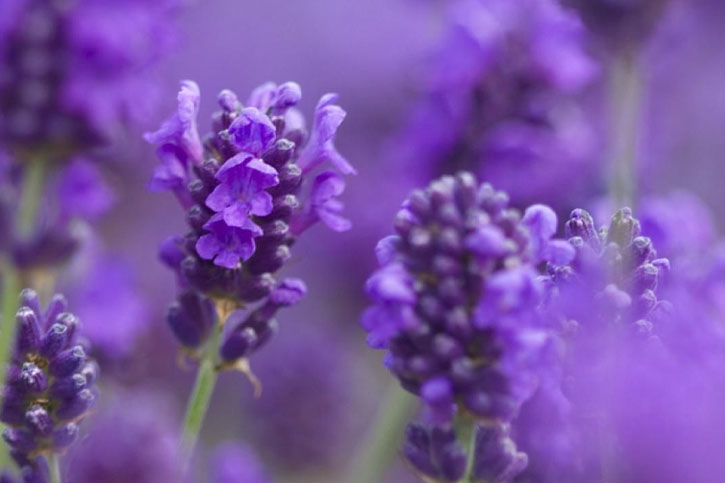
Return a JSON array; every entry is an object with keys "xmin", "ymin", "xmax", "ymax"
[
  {"xmin": 609, "ymin": 49, "xmax": 642, "ymax": 209},
  {"xmin": 347, "ymin": 384, "xmax": 417, "ymax": 483},
  {"xmin": 179, "ymin": 300, "xmax": 233, "ymax": 469}
]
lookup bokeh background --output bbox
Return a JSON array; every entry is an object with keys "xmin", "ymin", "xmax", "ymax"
[{"xmin": 8, "ymin": 0, "xmax": 723, "ymax": 481}]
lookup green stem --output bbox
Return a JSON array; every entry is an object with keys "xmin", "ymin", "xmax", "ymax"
[
  {"xmin": 608, "ymin": 49, "xmax": 642, "ymax": 209},
  {"xmin": 0, "ymin": 262, "xmax": 19, "ymax": 471},
  {"xmin": 18, "ymin": 158, "xmax": 46, "ymax": 239},
  {"xmin": 48, "ymin": 453, "xmax": 62, "ymax": 483},
  {"xmin": 347, "ymin": 384, "xmax": 417, "ymax": 483},
  {"xmin": 455, "ymin": 413, "xmax": 478, "ymax": 482},
  {"xmin": 180, "ymin": 323, "xmax": 222, "ymax": 466}
]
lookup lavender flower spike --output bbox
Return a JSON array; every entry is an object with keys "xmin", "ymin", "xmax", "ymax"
[
  {"xmin": 1, "ymin": 289, "xmax": 96, "ymax": 477},
  {"xmin": 362, "ymin": 172, "xmax": 562, "ymax": 424}
]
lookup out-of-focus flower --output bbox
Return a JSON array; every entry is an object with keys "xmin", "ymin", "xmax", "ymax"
[
  {"xmin": 0, "ymin": 0, "xmax": 180, "ymax": 152},
  {"xmin": 242, "ymin": 324, "xmax": 371, "ymax": 472},
  {"xmin": 391, "ymin": 0, "xmax": 597, "ymax": 208},
  {"xmin": 210, "ymin": 442, "xmax": 274, "ymax": 483},
  {"xmin": 66, "ymin": 390, "xmax": 178, "ymax": 483},
  {"xmin": 1, "ymin": 289, "xmax": 97, "ymax": 477}
]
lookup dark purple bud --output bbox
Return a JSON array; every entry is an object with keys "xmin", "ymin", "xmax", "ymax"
[
  {"xmin": 44, "ymin": 294, "xmax": 68, "ymax": 328},
  {"xmin": 55, "ymin": 312, "xmax": 79, "ymax": 343},
  {"xmin": 236, "ymin": 273, "xmax": 276, "ymax": 302},
  {"xmin": 52, "ymin": 423, "xmax": 79, "ymax": 448},
  {"xmin": 565, "ymin": 209, "xmax": 600, "ymax": 250},
  {"xmin": 407, "ymin": 190, "xmax": 431, "ymax": 219},
  {"xmin": 56, "ymin": 388, "xmax": 94, "ymax": 420},
  {"xmin": 263, "ymin": 139, "xmax": 295, "ymax": 168},
  {"xmin": 2, "ymin": 428, "xmax": 35, "ymax": 452},
  {"xmin": 50, "ymin": 374, "xmax": 86, "ymax": 399},
  {"xmin": 403, "ymin": 424, "xmax": 438, "ymax": 478},
  {"xmin": 633, "ymin": 263, "xmax": 658, "ymax": 292},
  {"xmin": 79, "ymin": 361, "xmax": 99, "ymax": 386},
  {"xmin": 220, "ymin": 326, "xmax": 257, "ymax": 362},
  {"xmin": 472, "ymin": 424, "xmax": 528, "ymax": 482},
  {"xmin": 607, "ymin": 207, "xmax": 641, "ymax": 248},
  {"xmin": 1, "ymin": 397, "xmax": 25, "ymax": 426},
  {"xmin": 39, "ymin": 323, "xmax": 69, "ymax": 358},
  {"xmin": 434, "ymin": 439, "xmax": 466, "ymax": 481},
  {"xmin": 432, "ymin": 334, "xmax": 463, "ymax": 360},
  {"xmin": 18, "ymin": 289, "xmax": 41, "ymax": 318},
  {"xmin": 187, "ymin": 204, "xmax": 209, "ymax": 232},
  {"xmin": 166, "ymin": 292, "xmax": 215, "ymax": 348},
  {"xmin": 269, "ymin": 194, "xmax": 299, "ymax": 219},
  {"xmin": 188, "ymin": 179, "xmax": 210, "ymax": 205},
  {"xmin": 247, "ymin": 245, "xmax": 291, "ymax": 274},
  {"xmin": 257, "ymin": 220, "xmax": 289, "ymax": 243},
  {"xmin": 269, "ymin": 163, "xmax": 302, "ymax": 196},
  {"xmin": 24, "ymin": 405, "xmax": 52, "ymax": 436},
  {"xmin": 252, "ymin": 318, "xmax": 278, "ymax": 351},
  {"xmin": 15, "ymin": 307, "xmax": 41, "ymax": 354},
  {"xmin": 631, "ymin": 236, "xmax": 655, "ymax": 265},
  {"xmin": 198, "ymin": 158, "xmax": 220, "ymax": 186},
  {"xmin": 18, "ymin": 363, "xmax": 46, "ymax": 393},
  {"xmin": 159, "ymin": 236, "xmax": 186, "ymax": 270},
  {"xmin": 49, "ymin": 345, "xmax": 85, "ymax": 378}
]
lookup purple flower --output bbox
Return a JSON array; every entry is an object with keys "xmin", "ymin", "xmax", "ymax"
[
  {"xmin": 56, "ymin": 158, "xmax": 115, "ymax": 222},
  {"xmin": 0, "ymin": 0, "xmax": 180, "ymax": 149},
  {"xmin": 1, "ymin": 289, "xmax": 96, "ymax": 473},
  {"xmin": 196, "ymin": 213, "xmax": 262, "ymax": 269},
  {"xmin": 247, "ymin": 81, "xmax": 302, "ymax": 112},
  {"xmin": 67, "ymin": 390, "xmax": 179, "ymax": 483},
  {"xmin": 362, "ymin": 173, "xmax": 553, "ymax": 423},
  {"xmin": 297, "ymin": 94, "xmax": 355, "ymax": 175},
  {"xmin": 210, "ymin": 442, "xmax": 273, "ymax": 483},
  {"xmin": 390, "ymin": 0, "xmax": 596, "ymax": 208},
  {"xmin": 63, "ymin": 255, "xmax": 147, "ymax": 359},
  {"xmin": 144, "ymin": 80, "xmax": 202, "ymax": 193},
  {"xmin": 206, "ymin": 154, "xmax": 279, "ymax": 228},
  {"xmin": 242, "ymin": 324, "xmax": 373, "ymax": 471},
  {"xmin": 290, "ymin": 171, "xmax": 351, "ymax": 234},
  {"xmin": 228, "ymin": 108, "xmax": 277, "ymax": 156}
]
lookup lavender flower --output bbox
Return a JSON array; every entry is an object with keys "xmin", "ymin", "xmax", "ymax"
[
  {"xmin": 1, "ymin": 289, "xmax": 96, "ymax": 476},
  {"xmin": 362, "ymin": 172, "xmax": 567, "ymax": 424},
  {"xmin": 242, "ymin": 325, "xmax": 372, "ymax": 472},
  {"xmin": 67, "ymin": 390, "xmax": 178, "ymax": 483},
  {"xmin": 0, "ymin": 0, "xmax": 179, "ymax": 151},
  {"xmin": 0, "ymin": 153, "xmax": 114, "ymax": 272},
  {"xmin": 545, "ymin": 207, "xmax": 670, "ymax": 338},
  {"xmin": 147, "ymin": 80, "xmax": 353, "ymax": 359},
  {"xmin": 210, "ymin": 442, "xmax": 274, "ymax": 483},
  {"xmin": 403, "ymin": 421, "xmax": 527, "ymax": 483},
  {"xmin": 392, "ymin": 0, "xmax": 596, "ymax": 207}
]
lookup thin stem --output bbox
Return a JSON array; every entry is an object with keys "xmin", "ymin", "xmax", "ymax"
[
  {"xmin": 179, "ymin": 300, "xmax": 232, "ymax": 471},
  {"xmin": 48, "ymin": 453, "xmax": 62, "ymax": 483},
  {"xmin": 455, "ymin": 413, "xmax": 477, "ymax": 482},
  {"xmin": 608, "ymin": 49, "xmax": 642, "ymax": 209},
  {"xmin": 347, "ymin": 383, "xmax": 417, "ymax": 483},
  {"xmin": 18, "ymin": 158, "xmax": 46, "ymax": 239},
  {"xmin": 0, "ymin": 262, "xmax": 19, "ymax": 471}
]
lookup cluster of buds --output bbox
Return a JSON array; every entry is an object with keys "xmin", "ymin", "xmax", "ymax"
[{"xmin": 0, "ymin": 289, "xmax": 96, "ymax": 478}]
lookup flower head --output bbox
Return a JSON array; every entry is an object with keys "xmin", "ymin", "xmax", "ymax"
[
  {"xmin": 362, "ymin": 172, "xmax": 562, "ymax": 423},
  {"xmin": 1, "ymin": 289, "xmax": 96, "ymax": 474}
]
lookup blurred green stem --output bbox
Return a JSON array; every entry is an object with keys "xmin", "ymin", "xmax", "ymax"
[
  {"xmin": 0, "ymin": 158, "xmax": 47, "ymax": 471},
  {"xmin": 455, "ymin": 413, "xmax": 477, "ymax": 482},
  {"xmin": 347, "ymin": 384, "xmax": 417, "ymax": 483},
  {"xmin": 48, "ymin": 453, "xmax": 62, "ymax": 483},
  {"xmin": 609, "ymin": 49, "xmax": 642, "ymax": 209}
]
